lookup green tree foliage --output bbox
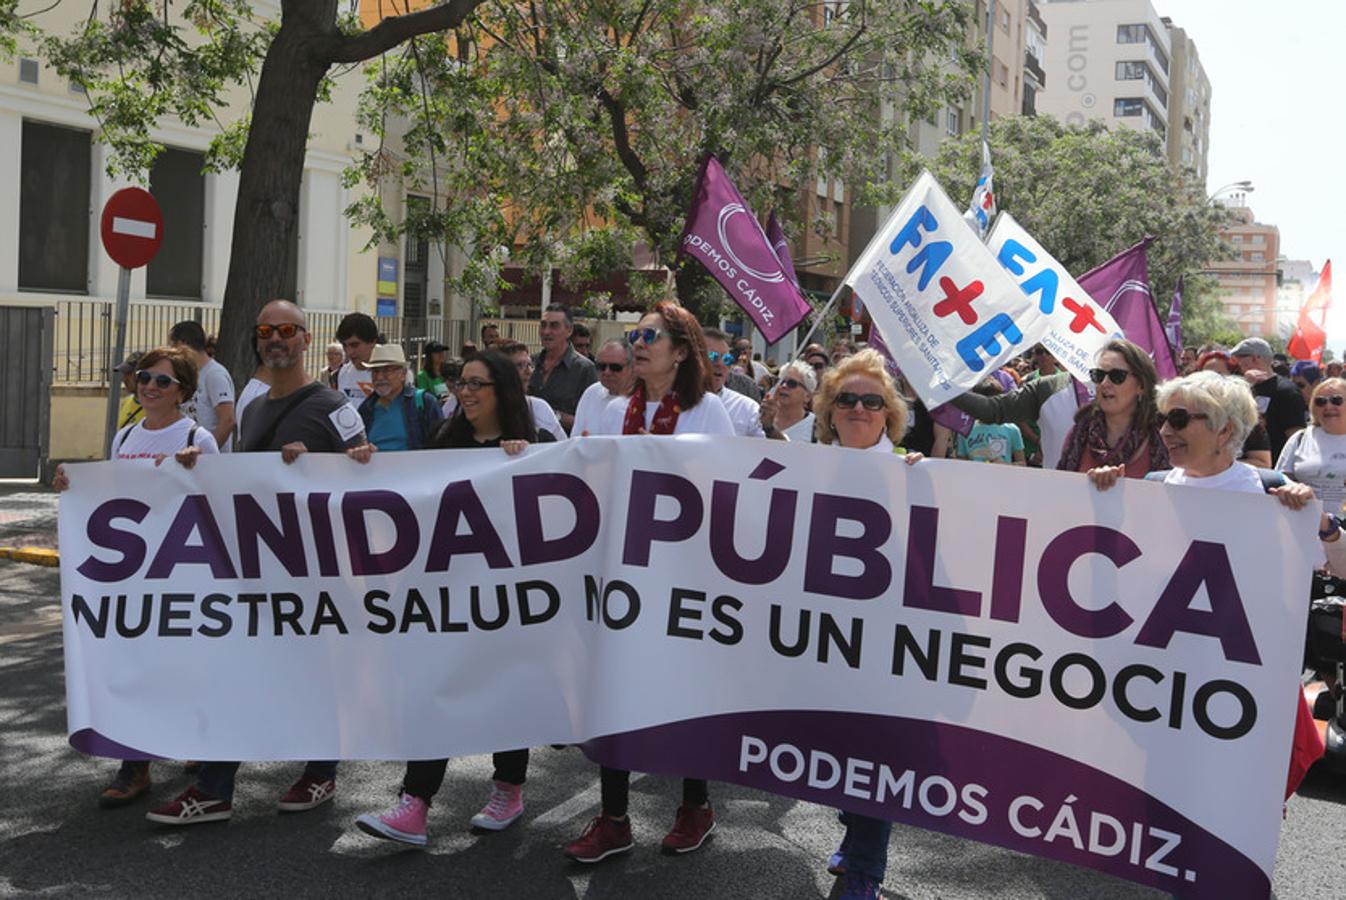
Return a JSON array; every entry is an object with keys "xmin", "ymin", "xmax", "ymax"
[
  {"xmin": 906, "ymin": 115, "xmax": 1240, "ymax": 347},
  {"xmin": 345, "ymin": 0, "xmax": 983, "ymax": 319}
]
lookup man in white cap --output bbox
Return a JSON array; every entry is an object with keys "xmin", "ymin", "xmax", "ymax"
[
  {"xmin": 1231, "ymin": 336, "xmax": 1306, "ymax": 461},
  {"xmin": 357, "ymin": 343, "xmax": 445, "ymax": 451}
]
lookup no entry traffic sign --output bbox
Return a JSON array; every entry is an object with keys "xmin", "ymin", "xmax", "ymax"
[{"xmin": 100, "ymin": 187, "xmax": 164, "ymax": 269}]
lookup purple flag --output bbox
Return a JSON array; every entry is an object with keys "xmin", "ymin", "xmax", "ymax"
[
  {"xmin": 1073, "ymin": 238, "xmax": 1179, "ymax": 406},
  {"xmin": 869, "ymin": 327, "xmax": 974, "ymax": 435},
  {"xmin": 1165, "ymin": 276, "xmax": 1183, "ymax": 356},
  {"xmin": 765, "ymin": 212, "xmax": 800, "ymax": 288},
  {"xmin": 678, "ymin": 157, "xmax": 813, "ymax": 344}
]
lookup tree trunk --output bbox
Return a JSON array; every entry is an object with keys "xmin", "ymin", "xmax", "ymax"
[{"xmin": 215, "ymin": 13, "xmax": 331, "ymax": 385}]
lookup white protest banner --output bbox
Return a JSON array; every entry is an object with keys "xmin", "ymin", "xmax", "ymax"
[
  {"xmin": 987, "ymin": 211, "xmax": 1124, "ymax": 381},
  {"xmin": 60, "ymin": 439, "xmax": 1317, "ymax": 898},
  {"xmin": 843, "ymin": 171, "xmax": 1049, "ymax": 407}
]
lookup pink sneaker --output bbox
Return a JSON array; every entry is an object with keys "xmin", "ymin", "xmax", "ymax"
[
  {"xmin": 469, "ymin": 781, "xmax": 524, "ymax": 831},
  {"xmin": 355, "ymin": 793, "xmax": 429, "ymax": 847}
]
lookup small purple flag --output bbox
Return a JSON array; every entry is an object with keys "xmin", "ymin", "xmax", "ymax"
[
  {"xmin": 1165, "ymin": 276, "xmax": 1183, "ymax": 357},
  {"xmin": 1073, "ymin": 238, "xmax": 1179, "ymax": 405},
  {"xmin": 765, "ymin": 212, "xmax": 800, "ymax": 289},
  {"xmin": 869, "ymin": 327, "xmax": 974, "ymax": 435},
  {"xmin": 678, "ymin": 157, "xmax": 812, "ymax": 344}
]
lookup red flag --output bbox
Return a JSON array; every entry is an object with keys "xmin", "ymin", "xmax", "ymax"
[{"xmin": 1287, "ymin": 260, "xmax": 1332, "ymax": 363}]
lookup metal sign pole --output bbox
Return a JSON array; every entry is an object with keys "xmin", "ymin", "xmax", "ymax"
[{"xmin": 102, "ymin": 266, "xmax": 132, "ymax": 457}]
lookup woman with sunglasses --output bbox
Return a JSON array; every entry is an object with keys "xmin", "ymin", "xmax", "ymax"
[
  {"xmin": 811, "ymin": 349, "xmax": 923, "ymax": 900},
  {"xmin": 759, "ymin": 360, "xmax": 817, "ymax": 442},
  {"xmin": 566, "ymin": 301, "xmax": 731, "ymax": 865},
  {"xmin": 52, "ymin": 346, "xmax": 219, "ymax": 808},
  {"xmin": 1277, "ymin": 377, "xmax": 1346, "ymax": 514},
  {"xmin": 355, "ymin": 350, "xmax": 552, "ymax": 847},
  {"xmin": 1060, "ymin": 339, "xmax": 1168, "ymax": 489}
]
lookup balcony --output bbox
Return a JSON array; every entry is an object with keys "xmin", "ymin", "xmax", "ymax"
[{"xmin": 1024, "ymin": 50, "xmax": 1046, "ymax": 87}]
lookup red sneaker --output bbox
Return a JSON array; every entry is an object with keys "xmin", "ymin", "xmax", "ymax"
[
  {"xmin": 564, "ymin": 815, "xmax": 634, "ymax": 863},
  {"xmin": 277, "ymin": 773, "xmax": 336, "ymax": 812},
  {"xmin": 661, "ymin": 804, "xmax": 715, "ymax": 854},
  {"xmin": 146, "ymin": 786, "xmax": 232, "ymax": 825}
]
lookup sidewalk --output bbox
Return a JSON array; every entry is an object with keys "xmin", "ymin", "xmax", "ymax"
[{"xmin": 0, "ymin": 480, "xmax": 59, "ymax": 564}]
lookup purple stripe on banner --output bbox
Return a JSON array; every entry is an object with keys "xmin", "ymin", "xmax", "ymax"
[
  {"xmin": 582, "ymin": 710, "xmax": 1267, "ymax": 899},
  {"xmin": 70, "ymin": 728, "xmax": 163, "ymax": 761}
]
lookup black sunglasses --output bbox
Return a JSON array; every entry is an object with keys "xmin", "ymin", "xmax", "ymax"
[
  {"xmin": 1158, "ymin": 408, "xmax": 1210, "ymax": 430},
  {"xmin": 596, "ymin": 362, "xmax": 626, "ymax": 373},
  {"xmin": 1089, "ymin": 368, "xmax": 1131, "ymax": 385},
  {"xmin": 135, "ymin": 370, "xmax": 179, "ymax": 389},
  {"xmin": 254, "ymin": 323, "xmax": 306, "ymax": 340},
  {"xmin": 780, "ymin": 378, "xmax": 806, "ymax": 391},
  {"xmin": 1315, "ymin": 395, "xmax": 1346, "ymax": 408},
  {"xmin": 836, "ymin": 392, "xmax": 885, "ymax": 411}
]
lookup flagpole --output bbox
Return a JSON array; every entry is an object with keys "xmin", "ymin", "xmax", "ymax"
[
  {"xmin": 981, "ymin": 0, "xmax": 996, "ymax": 145},
  {"xmin": 792, "ymin": 282, "xmax": 849, "ymax": 359}
]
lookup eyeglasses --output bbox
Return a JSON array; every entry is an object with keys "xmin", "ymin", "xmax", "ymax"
[
  {"xmin": 135, "ymin": 370, "xmax": 179, "ymax": 389},
  {"xmin": 1158, "ymin": 408, "xmax": 1210, "ymax": 430},
  {"xmin": 253, "ymin": 323, "xmax": 306, "ymax": 340},
  {"xmin": 780, "ymin": 378, "xmax": 806, "ymax": 391},
  {"xmin": 456, "ymin": 378, "xmax": 495, "ymax": 392},
  {"xmin": 627, "ymin": 328, "xmax": 672, "ymax": 346},
  {"xmin": 1315, "ymin": 395, "xmax": 1346, "ymax": 408},
  {"xmin": 1089, "ymin": 368, "xmax": 1131, "ymax": 385},
  {"xmin": 707, "ymin": 351, "xmax": 737, "ymax": 366},
  {"xmin": 835, "ymin": 392, "xmax": 885, "ymax": 411},
  {"xmin": 596, "ymin": 362, "xmax": 626, "ymax": 373}
]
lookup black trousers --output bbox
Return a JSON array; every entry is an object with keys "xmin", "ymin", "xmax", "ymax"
[
  {"xmin": 599, "ymin": 765, "xmax": 708, "ymax": 818},
  {"xmin": 402, "ymin": 749, "xmax": 529, "ymax": 803}
]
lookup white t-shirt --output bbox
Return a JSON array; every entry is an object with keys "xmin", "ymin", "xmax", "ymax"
[
  {"xmin": 716, "ymin": 388, "xmax": 766, "ymax": 438},
  {"xmin": 182, "ymin": 358, "xmax": 235, "ymax": 451},
  {"xmin": 236, "ymin": 377, "xmax": 269, "ymax": 436},
  {"xmin": 782, "ymin": 412, "xmax": 817, "ymax": 444},
  {"xmin": 336, "ymin": 362, "xmax": 373, "ymax": 410},
  {"xmin": 572, "ymin": 381, "xmax": 616, "ymax": 437},
  {"xmin": 1162, "ymin": 462, "xmax": 1264, "ymax": 494},
  {"xmin": 111, "ymin": 417, "xmax": 221, "ymax": 461},
  {"xmin": 593, "ymin": 391, "xmax": 734, "ymax": 436},
  {"xmin": 1039, "ymin": 383, "xmax": 1078, "ymax": 470},
  {"xmin": 1277, "ymin": 427, "xmax": 1346, "ymax": 514},
  {"xmin": 528, "ymin": 395, "xmax": 566, "ymax": 441}
]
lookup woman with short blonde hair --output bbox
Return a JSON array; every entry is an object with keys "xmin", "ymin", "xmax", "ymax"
[{"xmin": 814, "ymin": 349, "xmax": 908, "ymax": 447}]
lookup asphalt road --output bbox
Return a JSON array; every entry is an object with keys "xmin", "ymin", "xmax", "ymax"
[{"xmin": 1, "ymin": 551, "xmax": 1344, "ymax": 898}]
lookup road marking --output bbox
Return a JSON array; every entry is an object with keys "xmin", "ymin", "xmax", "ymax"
[
  {"xmin": 111, "ymin": 216, "xmax": 157, "ymax": 239},
  {"xmin": 531, "ymin": 772, "xmax": 646, "ymax": 827}
]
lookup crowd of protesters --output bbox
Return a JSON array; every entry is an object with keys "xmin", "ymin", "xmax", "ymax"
[{"xmin": 51, "ymin": 296, "xmax": 1342, "ymax": 900}]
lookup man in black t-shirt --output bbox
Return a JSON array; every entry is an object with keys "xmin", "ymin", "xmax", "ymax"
[
  {"xmin": 1232, "ymin": 337, "xmax": 1306, "ymax": 462},
  {"xmin": 147, "ymin": 300, "xmax": 371, "ymax": 827}
]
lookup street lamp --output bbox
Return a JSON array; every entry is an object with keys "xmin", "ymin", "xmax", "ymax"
[{"xmin": 1208, "ymin": 180, "xmax": 1254, "ymax": 202}]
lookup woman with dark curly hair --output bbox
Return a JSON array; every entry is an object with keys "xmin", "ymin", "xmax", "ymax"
[{"xmin": 1059, "ymin": 338, "xmax": 1169, "ymax": 489}]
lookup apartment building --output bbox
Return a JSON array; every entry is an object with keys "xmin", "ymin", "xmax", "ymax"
[
  {"xmin": 1037, "ymin": 0, "xmax": 1210, "ymax": 180},
  {"xmin": 1204, "ymin": 199, "xmax": 1281, "ymax": 338},
  {"xmin": 1276, "ymin": 258, "xmax": 1321, "ymax": 340}
]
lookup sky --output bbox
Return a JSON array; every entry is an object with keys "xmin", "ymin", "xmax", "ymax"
[{"xmin": 1152, "ymin": 0, "xmax": 1346, "ymax": 348}]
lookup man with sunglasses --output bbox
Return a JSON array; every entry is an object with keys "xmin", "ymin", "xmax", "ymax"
[
  {"xmin": 1231, "ymin": 337, "xmax": 1307, "ymax": 462},
  {"xmin": 572, "ymin": 339, "xmax": 634, "ymax": 436},
  {"xmin": 147, "ymin": 300, "xmax": 374, "ymax": 827},
  {"xmin": 705, "ymin": 328, "xmax": 771, "ymax": 438}
]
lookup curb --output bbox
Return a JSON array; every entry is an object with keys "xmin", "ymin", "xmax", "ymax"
[{"xmin": 0, "ymin": 547, "xmax": 60, "ymax": 567}]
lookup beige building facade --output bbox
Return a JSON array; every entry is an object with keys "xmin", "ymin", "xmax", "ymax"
[
  {"xmin": 1205, "ymin": 201, "xmax": 1281, "ymax": 338},
  {"xmin": 1037, "ymin": 0, "xmax": 1209, "ymax": 182}
]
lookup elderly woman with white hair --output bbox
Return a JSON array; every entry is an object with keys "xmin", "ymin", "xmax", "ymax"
[{"xmin": 759, "ymin": 360, "xmax": 818, "ymax": 442}]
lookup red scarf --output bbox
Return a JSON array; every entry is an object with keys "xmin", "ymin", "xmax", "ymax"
[{"xmin": 623, "ymin": 381, "xmax": 682, "ymax": 434}]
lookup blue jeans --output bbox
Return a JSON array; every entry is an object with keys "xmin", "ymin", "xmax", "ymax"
[
  {"xmin": 196, "ymin": 761, "xmax": 337, "ymax": 803},
  {"xmin": 836, "ymin": 811, "xmax": 892, "ymax": 881}
]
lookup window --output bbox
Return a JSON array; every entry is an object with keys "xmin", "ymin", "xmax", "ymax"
[
  {"xmin": 19, "ymin": 120, "xmax": 90, "ymax": 293},
  {"xmin": 1114, "ymin": 98, "xmax": 1144, "ymax": 117},
  {"xmin": 404, "ymin": 195, "xmax": 430, "ymax": 322},
  {"xmin": 1116, "ymin": 61, "xmax": 1147, "ymax": 80},
  {"xmin": 834, "ymin": 199, "xmax": 845, "ymax": 245},
  {"xmin": 999, "ymin": 6, "xmax": 1010, "ymax": 32},
  {"xmin": 1117, "ymin": 24, "xmax": 1146, "ymax": 43},
  {"xmin": 146, "ymin": 147, "xmax": 205, "ymax": 299},
  {"xmin": 995, "ymin": 58, "xmax": 1009, "ymax": 88},
  {"xmin": 1250, "ymin": 252, "xmax": 1264, "ymax": 262},
  {"xmin": 945, "ymin": 107, "xmax": 961, "ymax": 136}
]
